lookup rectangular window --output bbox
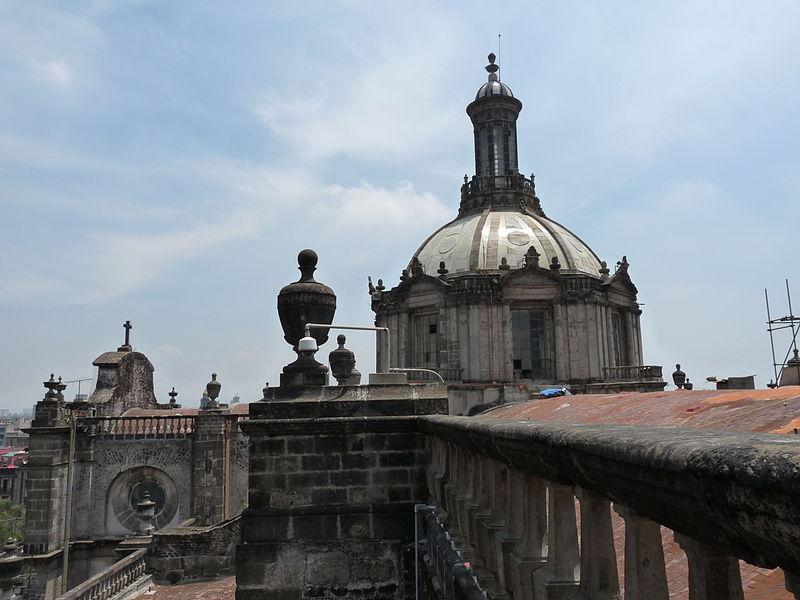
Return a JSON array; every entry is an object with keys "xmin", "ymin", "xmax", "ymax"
[
  {"xmin": 511, "ymin": 309, "xmax": 554, "ymax": 380},
  {"xmin": 611, "ymin": 312, "xmax": 629, "ymax": 366},
  {"xmin": 413, "ymin": 313, "xmax": 439, "ymax": 369}
]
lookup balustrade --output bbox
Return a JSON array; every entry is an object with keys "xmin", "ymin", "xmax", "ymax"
[
  {"xmin": 55, "ymin": 548, "xmax": 147, "ymax": 600},
  {"xmin": 602, "ymin": 365, "xmax": 663, "ymax": 382},
  {"xmin": 420, "ymin": 415, "xmax": 800, "ymax": 600},
  {"xmin": 83, "ymin": 415, "xmax": 195, "ymax": 437}
]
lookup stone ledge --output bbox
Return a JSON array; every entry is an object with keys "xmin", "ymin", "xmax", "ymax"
[
  {"xmin": 240, "ymin": 416, "xmax": 422, "ymax": 436},
  {"xmin": 419, "ymin": 415, "xmax": 800, "ymax": 575}
]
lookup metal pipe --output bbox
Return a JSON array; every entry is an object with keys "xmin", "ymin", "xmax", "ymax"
[
  {"xmin": 61, "ymin": 414, "xmax": 77, "ymax": 594},
  {"xmin": 766, "ymin": 288, "xmax": 779, "ymax": 383},
  {"xmin": 390, "ymin": 368, "xmax": 445, "ymax": 384},
  {"xmin": 414, "ymin": 504, "xmax": 436, "ymax": 600},
  {"xmin": 304, "ymin": 323, "xmax": 391, "ymax": 373}
]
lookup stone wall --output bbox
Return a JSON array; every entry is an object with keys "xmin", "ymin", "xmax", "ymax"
[
  {"xmin": 146, "ymin": 516, "xmax": 240, "ymax": 583},
  {"xmin": 71, "ymin": 437, "xmax": 193, "ymax": 538},
  {"xmin": 237, "ymin": 383, "xmax": 448, "ymax": 600}
]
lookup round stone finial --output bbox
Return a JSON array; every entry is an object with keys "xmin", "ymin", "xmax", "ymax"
[
  {"xmin": 297, "ymin": 249, "xmax": 318, "ymax": 282},
  {"xmin": 298, "ymin": 249, "xmax": 318, "ymax": 267},
  {"xmin": 486, "ymin": 53, "xmax": 499, "ymax": 74}
]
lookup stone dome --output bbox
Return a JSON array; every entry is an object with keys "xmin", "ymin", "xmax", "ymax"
[{"xmin": 411, "ymin": 209, "xmax": 603, "ymax": 277}]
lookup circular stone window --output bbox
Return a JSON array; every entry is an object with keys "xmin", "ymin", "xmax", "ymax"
[{"xmin": 107, "ymin": 466, "xmax": 178, "ymax": 533}]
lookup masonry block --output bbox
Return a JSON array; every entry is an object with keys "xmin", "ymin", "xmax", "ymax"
[{"xmin": 236, "ymin": 383, "xmax": 447, "ymax": 600}]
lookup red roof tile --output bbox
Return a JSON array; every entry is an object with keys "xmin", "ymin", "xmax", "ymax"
[
  {"xmin": 139, "ymin": 576, "xmax": 235, "ymax": 600},
  {"xmin": 479, "ymin": 387, "xmax": 800, "ymax": 434}
]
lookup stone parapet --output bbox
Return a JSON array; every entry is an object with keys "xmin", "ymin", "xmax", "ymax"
[
  {"xmin": 236, "ymin": 383, "xmax": 447, "ymax": 600},
  {"xmin": 146, "ymin": 516, "xmax": 240, "ymax": 584},
  {"xmin": 419, "ymin": 415, "xmax": 800, "ymax": 594}
]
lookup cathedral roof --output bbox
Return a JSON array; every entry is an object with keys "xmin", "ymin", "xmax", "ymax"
[{"xmin": 411, "ymin": 208, "xmax": 603, "ymax": 277}]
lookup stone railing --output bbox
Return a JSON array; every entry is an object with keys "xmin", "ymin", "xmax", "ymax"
[
  {"xmin": 83, "ymin": 415, "xmax": 195, "ymax": 437},
  {"xmin": 461, "ymin": 174, "xmax": 532, "ymax": 197},
  {"xmin": 55, "ymin": 547, "xmax": 148, "ymax": 600},
  {"xmin": 419, "ymin": 415, "xmax": 800, "ymax": 600},
  {"xmin": 602, "ymin": 364, "xmax": 663, "ymax": 381}
]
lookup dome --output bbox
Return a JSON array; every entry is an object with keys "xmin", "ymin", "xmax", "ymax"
[
  {"xmin": 411, "ymin": 209, "xmax": 603, "ymax": 277},
  {"xmin": 475, "ymin": 77, "xmax": 514, "ymax": 100}
]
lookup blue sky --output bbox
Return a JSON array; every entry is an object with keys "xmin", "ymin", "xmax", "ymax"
[{"xmin": 2, "ymin": 1, "xmax": 800, "ymax": 411}]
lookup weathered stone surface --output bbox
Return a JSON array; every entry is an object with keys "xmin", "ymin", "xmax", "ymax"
[
  {"xmin": 237, "ymin": 383, "xmax": 447, "ymax": 600},
  {"xmin": 146, "ymin": 516, "xmax": 240, "ymax": 584},
  {"xmin": 418, "ymin": 415, "xmax": 800, "ymax": 574}
]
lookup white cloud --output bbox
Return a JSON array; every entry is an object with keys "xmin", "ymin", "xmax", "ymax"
[
  {"xmin": 252, "ymin": 10, "xmax": 466, "ymax": 162},
  {"xmin": 313, "ymin": 181, "xmax": 450, "ymax": 230},
  {"xmin": 80, "ymin": 206, "xmax": 264, "ymax": 302},
  {"xmin": 33, "ymin": 59, "xmax": 73, "ymax": 86}
]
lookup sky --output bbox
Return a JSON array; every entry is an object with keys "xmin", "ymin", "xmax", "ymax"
[{"xmin": 2, "ymin": 1, "xmax": 800, "ymax": 412}]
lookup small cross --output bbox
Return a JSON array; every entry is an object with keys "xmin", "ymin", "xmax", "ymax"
[{"xmin": 123, "ymin": 320, "xmax": 132, "ymax": 346}]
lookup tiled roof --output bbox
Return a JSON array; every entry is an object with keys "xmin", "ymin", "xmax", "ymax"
[
  {"xmin": 138, "ymin": 576, "xmax": 235, "ymax": 599},
  {"xmin": 479, "ymin": 386, "xmax": 800, "ymax": 433}
]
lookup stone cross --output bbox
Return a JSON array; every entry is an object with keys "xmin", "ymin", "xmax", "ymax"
[
  {"xmin": 123, "ymin": 320, "xmax": 132, "ymax": 346},
  {"xmin": 118, "ymin": 320, "xmax": 133, "ymax": 351}
]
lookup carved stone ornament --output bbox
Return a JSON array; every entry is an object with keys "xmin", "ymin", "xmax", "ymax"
[
  {"xmin": 329, "ymin": 334, "xmax": 357, "ymax": 385},
  {"xmin": 277, "ymin": 249, "xmax": 337, "ymax": 385},
  {"xmin": 206, "ymin": 373, "xmax": 221, "ymax": 401}
]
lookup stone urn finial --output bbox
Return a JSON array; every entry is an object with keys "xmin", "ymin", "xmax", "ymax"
[
  {"xmin": 277, "ymin": 250, "xmax": 337, "ymax": 387},
  {"xmin": 136, "ymin": 491, "xmax": 156, "ymax": 534},
  {"xmin": 329, "ymin": 334, "xmax": 360, "ymax": 386},
  {"xmin": 206, "ymin": 373, "xmax": 221, "ymax": 401}
]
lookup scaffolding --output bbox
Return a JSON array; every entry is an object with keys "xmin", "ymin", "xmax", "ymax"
[{"xmin": 765, "ymin": 279, "xmax": 800, "ymax": 387}]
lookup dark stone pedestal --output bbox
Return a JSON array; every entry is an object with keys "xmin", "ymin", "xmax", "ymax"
[
  {"xmin": 236, "ymin": 383, "xmax": 447, "ymax": 600},
  {"xmin": 279, "ymin": 371, "xmax": 329, "ymax": 388}
]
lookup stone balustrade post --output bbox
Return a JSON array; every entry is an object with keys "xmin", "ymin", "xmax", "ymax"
[
  {"xmin": 492, "ymin": 465, "xmax": 518, "ymax": 597},
  {"xmin": 453, "ymin": 446, "xmax": 478, "ymax": 562},
  {"xmin": 533, "ymin": 483, "xmax": 579, "ymax": 600},
  {"xmin": 442, "ymin": 443, "xmax": 460, "ymax": 530},
  {"xmin": 427, "ymin": 438, "xmax": 444, "ymax": 511},
  {"xmin": 508, "ymin": 471, "xmax": 548, "ymax": 600},
  {"xmin": 470, "ymin": 456, "xmax": 505, "ymax": 597},
  {"xmin": 575, "ymin": 487, "xmax": 620, "ymax": 600},
  {"xmin": 614, "ymin": 504, "xmax": 668, "ymax": 600},
  {"xmin": 674, "ymin": 533, "xmax": 745, "ymax": 600},
  {"xmin": 444, "ymin": 444, "xmax": 463, "ymax": 539}
]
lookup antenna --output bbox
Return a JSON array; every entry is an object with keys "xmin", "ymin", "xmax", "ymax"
[
  {"xmin": 497, "ymin": 34, "xmax": 502, "ymax": 80},
  {"xmin": 65, "ymin": 378, "xmax": 93, "ymax": 400},
  {"xmin": 765, "ymin": 279, "xmax": 800, "ymax": 386}
]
